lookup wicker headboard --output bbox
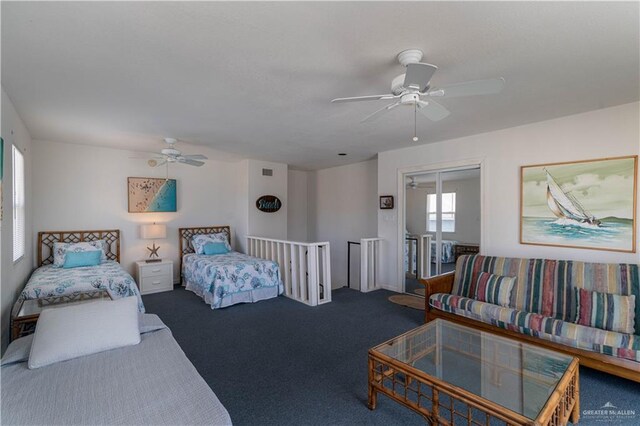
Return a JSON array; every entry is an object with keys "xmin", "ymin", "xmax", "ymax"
[
  {"xmin": 178, "ymin": 226, "xmax": 231, "ymax": 277},
  {"xmin": 38, "ymin": 230, "xmax": 121, "ymax": 266}
]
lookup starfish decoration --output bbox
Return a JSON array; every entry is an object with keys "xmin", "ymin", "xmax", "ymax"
[{"xmin": 147, "ymin": 242, "xmax": 160, "ymax": 258}]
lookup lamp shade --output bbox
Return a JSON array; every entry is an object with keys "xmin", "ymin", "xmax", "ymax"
[{"xmin": 141, "ymin": 223, "xmax": 166, "ymax": 239}]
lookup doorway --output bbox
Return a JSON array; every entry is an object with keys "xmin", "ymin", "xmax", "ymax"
[{"xmin": 402, "ymin": 165, "xmax": 481, "ymax": 295}]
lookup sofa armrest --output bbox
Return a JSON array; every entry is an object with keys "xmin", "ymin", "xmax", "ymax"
[{"xmin": 419, "ymin": 272, "xmax": 455, "ymax": 323}]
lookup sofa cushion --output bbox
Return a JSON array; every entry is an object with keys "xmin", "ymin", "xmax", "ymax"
[
  {"xmin": 453, "ymin": 255, "xmax": 640, "ymax": 334},
  {"xmin": 474, "ymin": 272, "xmax": 515, "ymax": 307},
  {"xmin": 574, "ymin": 288, "xmax": 636, "ymax": 334},
  {"xmin": 430, "ymin": 293, "xmax": 640, "ymax": 363}
]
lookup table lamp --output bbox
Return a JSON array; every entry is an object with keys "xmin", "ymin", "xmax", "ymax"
[{"xmin": 141, "ymin": 223, "xmax": 167, "ymax": 263}]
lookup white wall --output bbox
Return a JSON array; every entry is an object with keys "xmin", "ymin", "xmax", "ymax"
[
  {"xmin": 1, "ymin": 88, "xmax": 33, "ymax": 352},
  {"xmin": 309, "ymin": 159, "xmax": 378, "ymax": 289},
  {"xmin": 246, "ymin": 159, "xmax": 288, "ymax": 241},
  {"xmin": 287, "ymin": 169, "xmax": 309, "ymax": 242},
  {"xmin": 235, "ymin": 160, "xmax": 250, "ymax": 254},
  {"xmin": 32, "ymin": 140, "xmax": 246, "ymax": 283},
  {"xmin": 406, "ymin": 177, "xmax": 481, "ymax": 244},
  {"xmin": 379, "ymin": 102, "xmax": 640, "ymax": 291}
]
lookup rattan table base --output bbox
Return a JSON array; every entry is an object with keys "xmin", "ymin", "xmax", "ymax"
[{"xmin": 368, "ymin": 326, "xmax": 580, "ymax": 425}]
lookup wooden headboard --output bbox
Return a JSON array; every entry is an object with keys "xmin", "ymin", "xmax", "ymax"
[
  {"xmin": 178, "ymin": 226, "xmax": 231, "ymax": 276},
  {"xmin": 38, "ymin": 230, "xmax": 121, "ymax": 266}
]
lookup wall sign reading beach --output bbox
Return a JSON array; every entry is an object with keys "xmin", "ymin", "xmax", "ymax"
[
  {"xmin": 521, "ymin": 156, "xmax": 637, "ymax": 253},
  {"xmin": 128, "ymin": 177, "xmax": 177, "ymax": 213},
  {"xmin": 256, "ymin": 195, "xmax": 282, "ymax": 213}
]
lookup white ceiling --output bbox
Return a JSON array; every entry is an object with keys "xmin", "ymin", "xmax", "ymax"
[{"xmin": 2, "ymin": 2, "xmax": 638, "ymax": 170}]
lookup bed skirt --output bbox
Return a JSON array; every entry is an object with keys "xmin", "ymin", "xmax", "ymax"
[{"xmin": 185, "ymin": 278, "xmax": 281, "ymax": 309}]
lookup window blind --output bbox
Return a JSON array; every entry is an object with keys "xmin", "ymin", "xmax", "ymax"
[{"xmin": 12, "ymin": 145, "xmax": 25, "ymax": 262}]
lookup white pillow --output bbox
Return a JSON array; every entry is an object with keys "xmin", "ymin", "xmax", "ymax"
[
  {"xmin": 28, "ymin": 296, "xmax": 140, "ymax": 369},
  {"xmin": 53, "ymin": 240, "xmax": 107, "ymax": 267}
]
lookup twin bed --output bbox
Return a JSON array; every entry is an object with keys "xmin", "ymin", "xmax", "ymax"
[
  {"xmin": 179, "ymin": 226, "xmax": 283, "ymax": 309},
  {"xmin": 2, "ymin": 314, "xmax": 232, "ymax": 425},
  {"xmin": 17, "ymin": 230, "xmax": 144, "ymax": 312}
]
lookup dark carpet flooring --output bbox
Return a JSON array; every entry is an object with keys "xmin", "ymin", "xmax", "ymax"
[{"xmin": 143, "ymin": 287, "xmax": 640, "ymax": 425}]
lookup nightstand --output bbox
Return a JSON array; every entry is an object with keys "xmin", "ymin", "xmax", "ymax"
[
  {"xmin": 135, "ymin": 260, "xmax": 174, "ymax": 295},
  {"xmin": 11, "ymin": 290, "xmax": 111, "ymax": 340}
]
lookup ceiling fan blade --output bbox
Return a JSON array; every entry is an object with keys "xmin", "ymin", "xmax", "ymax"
[
  {"xmin": 428, "ymin": 77, "xmax": 505, "ymax": 98},
  {"xmin": 178, "ymin": 158, "xmax": 205, "ymax": 167},
  {"xmin": 404, "ymin": 63, "xmax": 437, "ymax": 92},
  {"xmin": 152, "ymin": 159, "xmax": 167, "ymax": 167},
  {"xmin": 129, "ymin": 154, "xmax": 164, "ymax": 160},
  {"xmin": 331, "ymin": 94, "xmax": 396, "ymax": 103},
  {"xmin": 416, "ymin": 100, "xmax": 450, "ymax": 121},
  {"xmin": 181, "ymin": 154, "xmax": 208, "ymax": 160},
  {"xmin": 361, "ymin": 101, "xmax": 401, "ymax": 123}
]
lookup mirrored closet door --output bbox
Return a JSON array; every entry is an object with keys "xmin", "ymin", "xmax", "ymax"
[{"xmin": 404, "ymin": 166, "xmax": 481, "ymax": 295}]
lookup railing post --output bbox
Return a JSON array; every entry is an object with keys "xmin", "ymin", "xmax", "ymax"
[
  {"xmin": 323, "ymin": 243, "xmax": 331, "ymax": 303},
  {"xmin": 290, "ymin": 244, "xmax": 299, "ymax": 301},
  {"xmin": 408, "ymin": 238, "xmax": 415, "ymax": 276},
  {"xmin": 360, "ymin": 240, "xmax": 368, "ymax": 292},
  {"xmin": 298, "ymin": 245, "xmax": 306, "ymax": 303},
  {"xmin": 283, "ymin": 242, "xmax": 291, "ymax": 295},
  {"xmin": 371, "ymin": 240, "xmax": 378, "ymax": 290},
  {"xmin": 307, "ymin": 245, "xmax": 319, "ymax": 306},
  {"xmin": 419, "ymin": 234, "xmax": 432, "ymax": 279}
]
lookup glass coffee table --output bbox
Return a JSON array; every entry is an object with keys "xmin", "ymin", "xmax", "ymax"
[
  {"xmin": 11, "ymin": 290, "xmax": 111, "ymax": 340},
  {"xmin": 368, "ymin": 319, "xmax": 579, "ymax": 425}
]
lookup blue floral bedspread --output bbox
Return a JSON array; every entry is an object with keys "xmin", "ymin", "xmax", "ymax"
[
  {"xmin": 183, "ymin": 252, "xmax": 283, "ymax": 309},
  {"xmin": 431, "ymin": 240, "xmax": 457, "ymax": 264},
  {"xmin": 21, "ymin": 261, "xmax": 145, "ymax": 312},
  {"xmin": 405, "ymin": 238, "xmax": 457, "ymax": 272}
]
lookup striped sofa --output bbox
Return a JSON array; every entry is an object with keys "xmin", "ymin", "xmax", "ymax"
[{"xmin": 422, "ymin": 254, "xmax": 640, "ymax": 382}]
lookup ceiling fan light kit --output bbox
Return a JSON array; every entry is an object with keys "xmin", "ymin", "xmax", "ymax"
[{"xmin": 331, "ymin": 48, "xmax": 505, "ymax": 141}]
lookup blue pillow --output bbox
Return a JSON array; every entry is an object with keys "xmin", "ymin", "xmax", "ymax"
[
  {"xmin": 203, "ymin": 242, "xmax": 229, "ymax": 256},
  {"xmin": 63, "ymin": 250, "xmax": 102, "ymax": 268}
]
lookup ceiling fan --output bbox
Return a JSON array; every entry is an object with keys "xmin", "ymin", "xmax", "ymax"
[
  {"xmin": 407, "ymin": 177, "xmax": 419, "ymax": 190},
  {"xmin": 331, "ymin": 49, "xmax": 505, "ymax": 141},
  {"xmin": 146, "ymin": 138, "xmax": 208, "ymax": 168}
]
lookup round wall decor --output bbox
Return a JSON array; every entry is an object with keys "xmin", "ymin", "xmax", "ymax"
[{"xmin": 256, "ymin": 195, "xmax": 282, "ymax": 213}]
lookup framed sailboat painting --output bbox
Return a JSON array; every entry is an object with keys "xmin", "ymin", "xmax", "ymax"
[{"xmin": 521, "ymin": 155, "xmax": 637, "ymax": 253}]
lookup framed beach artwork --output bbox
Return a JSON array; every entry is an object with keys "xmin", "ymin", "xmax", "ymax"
[
  {"xmin": 520, "ymin": 155, "xmax": 637, "ymax": 253},
  {"xmin": 128, "ymin": 177, "xmax": 177, "ymax": 213}
]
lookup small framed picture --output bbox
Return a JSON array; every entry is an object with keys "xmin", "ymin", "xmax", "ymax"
[{"xmin": 379, "ymin": 195, "xmax": 394, "ymax": 210}]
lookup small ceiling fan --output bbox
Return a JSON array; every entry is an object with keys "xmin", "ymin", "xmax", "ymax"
[
  {"xmin": 407, "ymin": 177, "xmax": 419, "ymax": 190},
  {"xmin": 331, "ymin": 49, "xmax": 505, "ymax": 141},
  {"xmin": 146, "ymin": 138, "xmax": 208, "ymax": 168}
]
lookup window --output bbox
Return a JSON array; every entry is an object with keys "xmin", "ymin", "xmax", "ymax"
[
  {"xmin": 427, "ymin": 192, "xmax": 456, "ymax": 233},
  {"xmin": 12, "ymin": 145, "xmax": 25, "ymax": 262}
]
